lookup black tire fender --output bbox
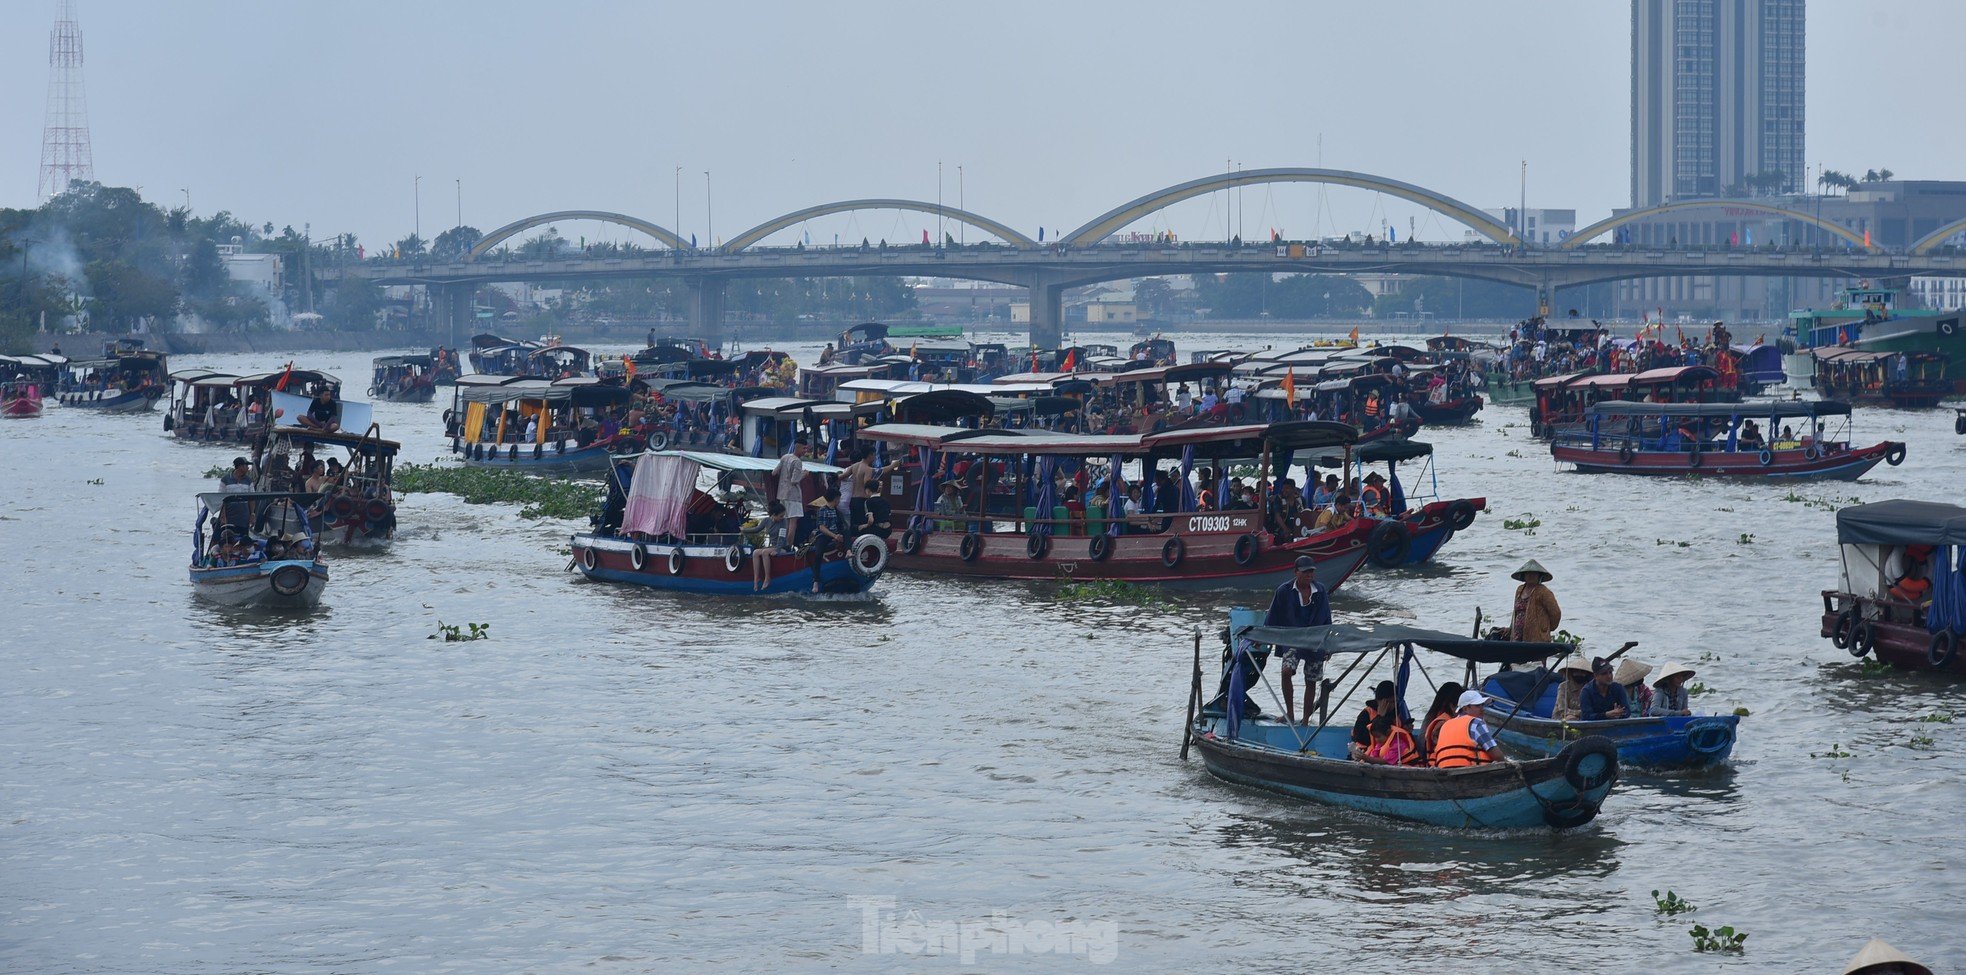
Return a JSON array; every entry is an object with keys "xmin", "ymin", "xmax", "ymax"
[
  {"xmin": 269, "ymin": 565, "xmax": 311, "ymax": 596},
  {"xmin": 1560, "ymin": 735, "xmax": 1619, "ymax": 793},
  {"xmin": 1618, "ymin": 442, "xmax": 1636, "ymax": 465},
  {"xmin": 959, "ymin": 532, "xmax": 983, "ymax": 562},
  {"xmin": 1368, "ymin": 520, "xmax": 1411, "ymax": 568},
  {"xmin": 1447, "ymin": 500, "xmax": 1478, "ymax": 531},
  {"xmin": 1832, "ymin": 609, "xmax": 1858, "ymax": 651},
  {"xmin": 1088, "ymin": 533, "xmax": 1112, "ymax": 562},
  {"xmin": 1026, "ymin": 532, "xmax": 1050, "ymax": 560},
  {"xmin": 899, "ymin": 528, "xmax": 923, "ymax": 555},
  {"xmin": 1758, "ymin": 449, "xmax": 1774, "ymax": 466},
  {"xmin": 1886, "ymin": 442, "xmax": 1906, "ymax": 467},
  {"xmin": 1160, "ymin": 536, "xmax": 1185, "ymax": 568},
  {"xmin": 1929, "ymin": 630, "xmax": 1959, "ymax": 669},
  {"xmin": 579, "ymin": 545, "xmax": 597, "ymax": 571},
  {"xmin": 1233, "ymin": 533, "xmax": 1259, "ymax": 566},
  {"xmin": 1850, "ymin": 620, "xmax": 1878, "ymax": 658},
  {"xmin": 631, "ymin": 543, "xmax": 648, "ymax": 571},
  {"xmin": 667, "ymin": 548, "xmax": 686, "ymax": 575}
]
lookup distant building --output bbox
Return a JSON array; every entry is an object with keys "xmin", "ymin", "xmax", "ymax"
[
  {"xmin": 1479, "ymin": 208, "xmax": 1577, "ymax": 246},
  {"xmin": 216, "ymin": 243, "xmax": 289, "ymax": 325},
  {"xmin": 1631, "ymin": 0, "xmax": 1805, "ymax": 207}
]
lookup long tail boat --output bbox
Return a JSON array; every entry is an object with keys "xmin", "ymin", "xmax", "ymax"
[
  {"xmin": 570, "ymin": 450, "xmax": 885, "ymax": 596},
  {"xmin": 1186, "ymin": 614, "xmax": 1618, "ymax": 829},
  {"xmin": 863, "ymin": 421, "xmax": 1378, "ymax": 591},
  {"xmin": 1551, "ymin": 400, "xmax": 1903, "ymax": 481},
  {"xmin": 55, "ymin": 345, "xmax": 168, "ymax": 412},
  {"xmin": 1821, "ymin": 500, "xmax": 1966, "ymax": 675}
]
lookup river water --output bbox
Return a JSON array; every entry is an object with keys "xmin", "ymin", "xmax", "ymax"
[{"xmin": 3, "ymin": 332, "xmax": 1962, "ymax": 974}]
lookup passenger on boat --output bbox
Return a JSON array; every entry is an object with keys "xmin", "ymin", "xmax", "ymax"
[
  {"xmin": 1348, "ymin": 681, "xmax": 1410, "ymax": 759},
  {"xmin": 1361, "ymin": 709, "xmax": 1424, "ymax": 766},
  {"xmin": 220, "ymin": 456, "xmax": 254, "ymax": 492},
  {"xmin": 1359, "ymin": 473, "xmax": 1390, "ymax": 518},
  {"xmin": 752, "ymin": 501, "xmax": 787, "ymax": 591},
  {"xmin": 772, "ymin": 439, "xmax": 810, "ymax": 548},
  {"xmin": 1314, "ymin": 492, "xmax": 1354, "ymax": 531},
  {"xmin": 1890, "ymin": 548, "xmax": 1934, "ymax": 606},
  {"xmin": 841, "ymin": 446, "xmax": 897, "ymax": 531},
  {"xmin": 297, "ymin": 389, "xmax": 340, "ymax": 433},
  {"xmin": 1578, "ymin": 657, "xmax": 1631, "ymax": 720},
  {"xmin": 1420, "ymin": 682, "xmax": 1467, "ymax": 761},
  {"xmin": 1553, "ymin": 654, "xmax": 1593, "ymax": 721},
  {"xmin": 855, "ymin": 495, "xmax": 893, "ymax": 539},
  {"xmin": 1615, "ymin": 659, "xmax": 1655, "ymax": 716},
  {"xmin": 1310, "ymin": 474, "xmax": 1338, "ymax": 508},
  {"xmin": 804, "ymin": 488, "xmax": 847, "ymax": 593},
  {"xmin": 1508, "ymin": 559, "xmax": 1562, "ymax": 643},
  {"xmin": 1174, "ymin": 383, "xmax": 1193, "ymax": 412},
  {"xmin": 1648, "ymin": 662, "xmax": 1695, "ymax": 717},
  {"xmin": 1268, "ymin": 555, "xmax": 1332, "ymax": 724},
  {"xmin": 1429, "ymin": 691, "xmax": 1503, "ymax": 768},
  {"xmin": 1837, "ymin": 938, "xmax": 1932, "ymax": 975},
  {"xmin": 1738, "ymin": 420, "xmax": 1767, "ymax": 451}
]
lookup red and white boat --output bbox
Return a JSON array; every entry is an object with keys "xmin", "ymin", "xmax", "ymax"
[
  {"xmin": 862, "ymin": 420, "xmax": 1380, "ymax": 590},
  {"xmin": 2, "ymin": 379, "xmax": 43, "ymax": 418}
]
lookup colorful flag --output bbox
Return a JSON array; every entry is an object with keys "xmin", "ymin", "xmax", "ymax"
[
  {"xmin": 273, "ymin": 361, "xmax": 294, "ymax": 392},
  {"xmin": 1060, "ymin": 349, "xmax": 1078, "ymax": 372},
  {"xmin": 1281, "ymin": 368, "xmax": 1297, "ymax": 403}
]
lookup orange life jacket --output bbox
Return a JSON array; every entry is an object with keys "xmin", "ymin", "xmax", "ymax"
[
  {"xmin": 1892, "ymin": 576, "xmax": 1931, "ymax": 602},
  {"xmin": 1368, "ymin": 725, "xmax": 1423, "ymax": 766},
  {"xmin": 1364, "ymin": 392, "xmax": 1383, "ymax": 417},
  {"xmin": 1430, "ymin": 714, "xmax": 1493, "ymax": 769},
  {"xmin": 1360, "ymin": 484, "xmax": 1388, "ymax": 512},
  {"xmin": 1423, "ymin": 712, "xmax": 1449, "ymax": 759}
]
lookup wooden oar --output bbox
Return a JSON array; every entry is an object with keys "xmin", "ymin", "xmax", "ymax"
[{"xmin": 1489, "ymin": 640, "xmax": 1639, "ymax": 738}]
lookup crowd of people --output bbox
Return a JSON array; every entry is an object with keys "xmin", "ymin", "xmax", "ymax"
[{"xmin": 1487, "ymin": 316, "xmax": 1766, "ymax": 388}]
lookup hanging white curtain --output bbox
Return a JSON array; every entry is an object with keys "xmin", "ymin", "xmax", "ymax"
[{"xmin": 623, "ymin": 454, "xmax": 701, "ymax": 538}]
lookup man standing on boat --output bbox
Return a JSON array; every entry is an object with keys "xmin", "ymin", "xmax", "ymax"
[
  {"xmin": 1266, "ymin": 555, "xmax": 1332, "ymax": 724},
  {"xmin": 773, "ymin": 439, "xmax": 810, "ymax": 554},
  {"xmin": 1508, "ymin": 559, "xmax": 1562, "ymax": 643}
]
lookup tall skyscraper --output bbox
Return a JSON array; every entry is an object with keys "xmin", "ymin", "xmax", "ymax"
[{"xmin": 1631, "ymin": 0, "xmax": 1804, "ymax": 207}]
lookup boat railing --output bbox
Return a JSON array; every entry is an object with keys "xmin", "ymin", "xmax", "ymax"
[
  {"xmin": 884, "ymin": 506, "xmax": 1252, "ymax": 535},
  {"xmin": 1822, "ymin": 589, "xmax": 1921, "ymax": 627}
]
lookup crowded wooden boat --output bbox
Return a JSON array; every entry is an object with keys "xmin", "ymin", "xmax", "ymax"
[
  {"xmin": 1307, "ymin": 438, "xmax": 1485, "ymax": 568},
  {"xmin": 447, "ymin": 376, "xmax": 635, "ymax": 473},
  {"xmin": 166, "ymin": 368, "xmax": 346, "ymax": 445},
  {"xmin": 3, "ymin": 378, "xmax": 44, "ymax": 418},
  {"xmin": 1480, "ymin": 652, "xmax": 1741, "ymax": 769},
  {"xmin": 859, "ymin": 420, "xmax": 1381, "ymax": 590},
  {"xmin": 370, "ymin": 354, "xmax": 440, "ymax": 403},
  {"xmin": 1810, "ymin": 347, "xmax": 1948, "ymax": 409},
  {"xmin": 189, "ymin": 491, "xmax": 330, "ymax": 609},
  {"xmin": 1187, "ymin": 612, "xmax": 1619, "ymax": 829},
  {"xmin": 1550, "ymin": 400, "xmax": 1904, "ymax": 480},
  {"xmin": 54, "ymin": 341, "xmax": 167, "ymax": 412},
  {"xmin": 570, "ymin": 450, "xmax": 887, "ymax": 596},
  {"xmin": 1822, "ymin": 500, "xmax": 1966, "ymax": 676},
  {"xmin": 256, "ymin": 425, "xmax": 401, "ymax": 549}
]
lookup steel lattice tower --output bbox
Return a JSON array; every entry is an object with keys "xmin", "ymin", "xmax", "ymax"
[{"xmin": 37, "ymin": 0, "xmax": 93, "ymax": 201}]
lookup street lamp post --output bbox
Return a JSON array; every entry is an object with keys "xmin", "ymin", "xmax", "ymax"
[
  {"xmin": 414, "ymin": 175, "xmax": 422, "ymax": 256},
  {"xmin": 704, "ymin": 171, "xmax": 713, "ymax": 249}
]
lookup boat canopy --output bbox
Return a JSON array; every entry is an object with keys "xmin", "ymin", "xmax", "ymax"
[
  {"xmin": 894, "ymin": 389, "xmax": 996, "ymax": 423},
  {"xmin": 1316, "ymin": 438, "xmax": 1434, "ymax": 466},
  {"xmin": 268, "ymin": 425, "xmax": 401, "ymax": 455},
  {"xmin": 1585, "ymin": 399, "xmax": 1850, "ymax": 419},
  {"xmin": 1533, "ymin": 371, "xmax": 1594, "ymax": 389},
  {"xmin": 1236, "ymin": 622, "xmax": 1570, "ymax": 665},
  {"xmin": 1262, "ymin": 420, "xmax": 1361, "ymax": 451},
  {"xmin": 236, "ymin": 370, "xmax": 339, "ymax": 389},
  {"xmin": 1568, "ymin": 373, "xmax": 1634, "ymax": 389},
  {"xmin": 1835, "ymin": 500, "xmax": 1966, "ymax": 547},
  {"xmin": 472, "ymin": 333, "xmax": 537, "ymax": 350},
  {"xmin": 841, "ymin": 322, "xmax": 890, "ymax": 343},
  {"xmin": 1631, "ymin": 365, "xmax": 1718, "ymax": 384},
  {"xmin": 646, "ymin": 381, "xmax": 728, "ymax": 404},
  {"xmin": 1163, "ymin": 362, "xmax": 1237, "ymax": 384},
  {"xmin": 739, "ymin": 396, "xmax": 834, "ymax": 415},
  {"xmin": 631, "ymin": 449, "xmax": 844, "ymax": 476},
  {"xmin": 374, "ymin": 354, "xmax": 434, "ymax": 368}
]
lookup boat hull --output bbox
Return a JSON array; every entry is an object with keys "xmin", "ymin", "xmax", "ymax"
[
  {"xmin": 1485, "ymin": 707, "xmax": 1739, "ymax": 770},
  {"xmin": 374, "ymin": 387, "xmax": 437, "ymax": 403},
  {"xmin": 1820, "ymin": 605, "xmax": 1966, "ymax": 676},
  {"xmin": 1369, "ymin": 498, "xmax": 1485, "ymax": 568},
  {"xmin": 3, "ymin": 397, "xmax": 43, "ymax": 418},
  {"xmin": 887, "ymin": 515, "xmax": 1375, "ymax": 590},
  {"xmin": 189, "ymin": 559, "xmax": 328, "ymax": 608},
  {"xmin": 57, "ymin": 388, "xmax": 162, "ymax": 412},
  {"xmin": 571, "ymin": 534, "xmax": 881, "ymax": 595},
  {"xmin": 1192, "ymin": 719, "xmax": 1617, "ymax": 830},
  {"xmin": 1551, "ymin": 441, "xmax": 1897, "ymax": 481},
  {"xmin": 1413, "ymin": 395, "xmax": 1483, "ymax": 425},
  {"xmin": 455, "ymin": 442, "xmax": 618, "ymax": 474},
  {"xmin": 1481, "ymin": 374, "xmax": 1537, "ymax": 406}
]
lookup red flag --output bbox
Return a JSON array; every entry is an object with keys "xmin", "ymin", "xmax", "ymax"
[
  {"xmin": 273, "ymin": 361, "xmax": 294, "ymax": 392},
  {"xmin": 1060, "ymin": 349, "xmax": 1078, "ymax": 372},
  {"xmin": 923, "ymin": 229, "xmax": 931, "ymax": 245}
]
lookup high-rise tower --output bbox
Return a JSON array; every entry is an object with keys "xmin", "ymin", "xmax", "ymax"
[
  {"xmin": 37, "ymin": 0, "xmax": 94, "ymax": 201},
  {"xmin": 1631, "ymin": 0, "xmax": 1804, "ymax": 207}
]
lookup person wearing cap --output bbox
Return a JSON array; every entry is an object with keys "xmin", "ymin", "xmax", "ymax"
[
  {"xmin": 1508, "ymin": 559, "xmax": 1563, "ymax": 643},
  {"xmin": 1265, "ymin": 554, "xmax": 1332, "ymax": 724},
  {"xmin": 1648, "ymin": 662, "xmax": 1696, "ymax": 717},
  {"xmin": 1839, "ymin": 938, "xmax": 1931, "ymax": 975},
  {"xmin": 1348, "ymin": 679, "xmax": 1412, "ymax": 759},
  {"xmin": 1430, "ymin": 690, "xmax": 1503, "ymax": 768},
  {"xmin": 1552, "ymin": 653, "xmax": 1593, "ymax": 722},
  {"xmin": 219, "ymin": 456, "xmax": 254, "ymax": 492},
  {"xmin": 1615, "ymin": 658, "xmax": 1655, "ymax": 717},
  {"xmin": 1578, "ymin": 656, "xmax": 1631, "ymax": 720}
]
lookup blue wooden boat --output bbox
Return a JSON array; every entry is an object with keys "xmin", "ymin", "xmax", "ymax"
[
  {"xmin": 56, "ymin": 344, "xmax": 168, "ymax": 412},
  {"xmin": 1479, "ymin": 670, "xmax": 1741, "ymax": 769},
  {"xmin": 1188, "ymin": 617, "xmax": 1618, "ymax": 830},
  {"xmin": 449, "ymin": 376, "xmax": 636, "ymax": 475},
  {"xmin": 190, "ymin": 492, "xmax": 330, "ymax": 609}
]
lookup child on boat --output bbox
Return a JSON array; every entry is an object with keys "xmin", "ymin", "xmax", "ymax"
[{"xmin": 752, "ymin": 501, "xmax": 787, "ymax": 591}]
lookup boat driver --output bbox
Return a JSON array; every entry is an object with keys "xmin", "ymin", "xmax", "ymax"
[{"xmin": 1267, "ymin": 555, "xmax": 1332, "ymax": 724}]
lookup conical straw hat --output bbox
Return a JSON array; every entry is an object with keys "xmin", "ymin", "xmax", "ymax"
[
  {"xmin": 1512, "ymin": 558, "xmax": 1553, "ymax": 582},
  {"xmin": 1614, "ymin": 659, "xmax": 1653, "ymax": 685},
  {"xmin": 1840, "ymin": 939, "xmax": 1931, "ymax": 975}
]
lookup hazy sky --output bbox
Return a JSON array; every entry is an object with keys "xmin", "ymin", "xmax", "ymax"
[{"xmin": 3, "ymin": 1, "xmax": 1957, "ymax": 248}]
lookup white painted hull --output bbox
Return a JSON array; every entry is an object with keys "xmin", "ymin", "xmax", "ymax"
[{"xmin": 189, "ymin": 559, "xmax": 329, "ymax": 608}]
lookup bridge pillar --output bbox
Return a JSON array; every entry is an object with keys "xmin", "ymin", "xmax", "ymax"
[
  {"xmin": 443, "ymin": 285, "xmax": 472, "ymax": 348},
  {"xmin": 1026, "ymin": 273, "xmax": 1066, "ymax": 349},
  {"xmin": 687, "ymin": 276, "xmax": 727, "ymax": 344}
]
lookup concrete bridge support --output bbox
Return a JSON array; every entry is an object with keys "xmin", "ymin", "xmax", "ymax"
[
  {"xmin": 1026, "ymin": 272, "xmax": 1067, "ymax": 350},
  {"xmin": 687, "ymin": 276, "xmax": 727, "ymax": 344},
  {"xmin": 428, "ymin": 283, "xmax": 474, "ymax": 348}
]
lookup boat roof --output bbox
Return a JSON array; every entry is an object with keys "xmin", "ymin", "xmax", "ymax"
[
  {"xmin": 1586, "ymin": 399, "xmax": 1851, "ymax": 418},
  {"xmin": 636, "ymin": 449, "xmax": 844, "ymax": 476},
  {"xmin": 268, "ymin": 425, "xmax": 401, "ymax": 454},
  {"xmin": 646, "ymin": 381, "xmax": 728, "ymax": 404},
  {"xmin": 374, "ymin": 354, "xmax": 434, "ymax": 367},
  {"xmin": 1, "ymin": 353, "xmax": 68, "ymax": 367},
  {"xmin": 859, "ymin": 424, "xmax": 1058, "ymax": 448},
  {"xmin": 236, "ymin": 369, "xmax": 339, "ymax": 388},
  {"xmin": 1533, "ymin": 371, "xmax": 1594, "ymax": 389},
  {"xmin": 1568, "ymin": 373, "xmax": 1634, "ymax": 388},
  {"xmin": 1632, "ymin": 365, "xmax": 1718, "ymax": 384},
  {"xmin": 169, "ymin": 368, "xmax": 236, "ymax": 384},
  {"xmin": 1316, "ymin": 438, "xmax": 1434, "ymax": 465},
  {"xmin": 893, "ymin": 389, "xmax": 997, "ymax": 423},
  {"xmin": 1837, "ymin": 499, "xmax": 1966, "ymax": 547},
  {"xmin": 1235, "ymin": 622, "xmax": 1569, "ymax": 665}
]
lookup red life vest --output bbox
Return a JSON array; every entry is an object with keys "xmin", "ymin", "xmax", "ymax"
[{"xmin": 1360, "ymin": 484, "xmax": 1388, "ymax": 512}]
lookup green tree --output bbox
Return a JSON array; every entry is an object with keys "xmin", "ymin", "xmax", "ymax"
[
  {"xmin": 430, "ymin": 225, "xmax": 483, "ymax": 262},
  {"xmin": 84, "ymin": 260, "xmax": 179, "ymax": 329}
]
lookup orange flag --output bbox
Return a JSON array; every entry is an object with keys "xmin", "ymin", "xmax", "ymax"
[{"xmin": 1282, "ymin": 368, "xmax": 1297, "ymax": 404}]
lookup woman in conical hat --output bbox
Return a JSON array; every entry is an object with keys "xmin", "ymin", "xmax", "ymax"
[
  {"xmin": 1615, "ymin": 658, "xmax": 1655, "ymax": 716},
  {"xmin": 1840, "ymin": 938, "xmax": 1930, "ymax": 975},
  {"xmin": 1508, "ymin": 559, "xmax": 1561, "ymax": 643}
]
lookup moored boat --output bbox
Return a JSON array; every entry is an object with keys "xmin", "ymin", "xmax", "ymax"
[
  {"xmin": 1551, "ymin": 400, "xmax": 1903, "ymax": 481},
  {"xmin": 863, "ymin": 420, "xmax": 1379, "ymax": 590},
  {"xmin": 1820, "ymin": 500, "xmax": 1966, "ymax": 676},
  {"xmin": 571, "ymin": 450, "xmax": 886, "ymax": 596},
  {"xmin": 189, "ymin": 491, "xmax": 330, "ymax": 609},
  {"xmin": 1188, "ymin": 615, "xmax": 1619, "ymax": 829}
]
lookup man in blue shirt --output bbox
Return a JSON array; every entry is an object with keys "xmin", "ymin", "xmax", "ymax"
[
  {"xmin": 1267, "ymin": 556, "xmax": 1332, "ymax": 723},
  {"xmin": 1577, "ymin": 657, "xmax": 1631, "ymax": 720}
]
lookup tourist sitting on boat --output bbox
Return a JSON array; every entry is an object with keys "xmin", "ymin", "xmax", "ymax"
[
  {"xmin": 855, "ymin": 495, "xmax": 894, "ymax": 539},
  {"xmin": 1890, "ymin": 547, "xmax": 1935, "ymax": 607},
  {"xmin": 1348, "ymin": 680, "xmax": 1410, "ymax": 759},
  {"xmin": 1314, "ymin": 492, "xmax": 1354, "ymax": 531},
  {"xmin": 1648, "ymin": 662, "xmax": 1695, "ymax": 717},
  {"xmin": 1268, "ymin": 555, "xmax": 1331, "ymax": 724},
  {"xmin": 1549, "ymin": 654, "xmax": 1593, "ymax": 720},
  {"xmin": 1430, "ymin": 690, "xmax": 1503, "ymax": 768},
  {"xmin": 805, "ymin": 488, "xmax": 848, "ymax": 585},
  {"xmin": 1359, "ymin": 472, "xmax": 1390, "ymax": 517},
  {"xmin": 1616, "ymin": 659, "xmax": 1655, "ymax": 716},
  {"xmin": 1361, "ymin": 709, "xmax": 1423, "ymax": 766},
  {"xmin": 1578, "ymin": 658, "xmax": 1631, "ymax": 720},
  {"xmin": 1310, "ymin": 474, "xmax": 1338, "ymax": 508},
  {"xmin": 1509, "ymin": 559, "xmax": 1562, "ymax": 642},
  {"xmin": 297, "ymin": 388, "xmax": 340, "ymax": 433},
  {"xmin": 752, "ymin": 501, "xmax": 788, "ymax": 591},
  {"xmin": 1420, "ymin": 682, "xmax": 1467, "ymax": 761},
  {"xmin": 1738, "ymin": 420, "xmax": 1767, "ymax": 451}
]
